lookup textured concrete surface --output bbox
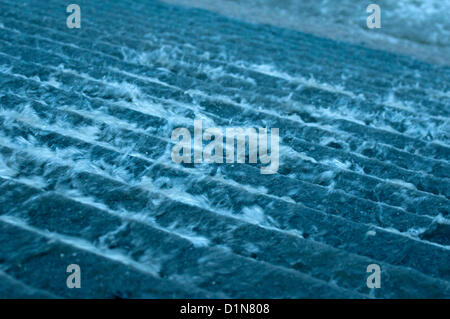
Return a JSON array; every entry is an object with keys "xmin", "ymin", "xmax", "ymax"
[{"xmin": 0, "ymin": 0, "xmax": 449, "ymax": 298}]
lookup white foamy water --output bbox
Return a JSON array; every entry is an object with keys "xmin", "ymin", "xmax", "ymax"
[{"xmin": 165, "ymin": 0, "xmax": 450, "ymax": 65}]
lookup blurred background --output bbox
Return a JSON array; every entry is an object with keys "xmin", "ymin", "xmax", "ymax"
[{"xmin": 165, "ymin": 0, "xmax": 450, "ymax": 65}]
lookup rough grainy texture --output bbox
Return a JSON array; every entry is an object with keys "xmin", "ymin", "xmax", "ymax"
[
  {"xmin": 0, "ymin": 0, "xmax": 449, "ymax": 298},
  {"xmin": 165, "ymin": 0, "xmax": 450, "ymax": 66}
]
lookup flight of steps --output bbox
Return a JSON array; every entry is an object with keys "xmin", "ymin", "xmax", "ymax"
[{"xmin": 0, "ymin": 0, "xmax": 449, "ymax": 298}]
